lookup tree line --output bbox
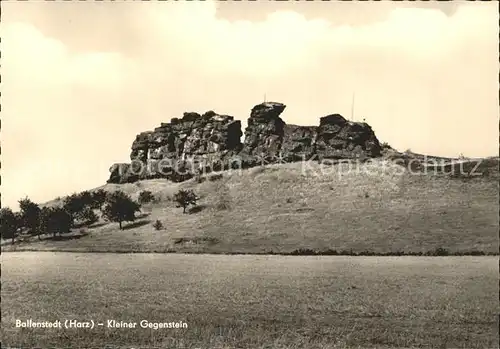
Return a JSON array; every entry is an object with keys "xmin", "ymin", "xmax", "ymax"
[{"xmin": 1, "ymin": 188, "xmax": 199, "ymax": 244}]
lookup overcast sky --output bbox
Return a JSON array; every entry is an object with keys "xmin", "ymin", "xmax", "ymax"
[{"xmin": 1, "ymin": 1, "xmax": 498, "ymax": 209}]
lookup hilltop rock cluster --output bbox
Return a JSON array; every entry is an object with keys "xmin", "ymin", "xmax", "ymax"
[{"xmin": 108, "ymin": 102, "xmax": 382, "ymax": 184}]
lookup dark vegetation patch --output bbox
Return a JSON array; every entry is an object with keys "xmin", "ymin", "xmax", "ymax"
[
  {"xmin": 174, "ymin": 237, "xmax": 220, "ymax": 245},
  {"xmin": 286, "ymin": 247, "xmax": 492, "ymax": 256}
]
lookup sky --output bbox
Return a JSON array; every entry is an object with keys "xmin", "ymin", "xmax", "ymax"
[{"xmin": 1, "ymin": 1, "xmax": 498, "ymax": 209}]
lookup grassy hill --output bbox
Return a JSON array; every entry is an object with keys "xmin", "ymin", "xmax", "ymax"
[{"xmin": 3, "ymin": 158, "xmax": 499, "ymax": 254}]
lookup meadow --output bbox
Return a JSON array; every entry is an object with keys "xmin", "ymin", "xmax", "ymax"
[
  {"xmin": 2, "ymin": 252, "xmax": 498, "ymax": 349},
  {"xmin": 3, "ymin": 160, "xmax": 498, "ymax": 255}
]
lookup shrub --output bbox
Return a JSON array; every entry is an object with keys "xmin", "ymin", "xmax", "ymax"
[
  {"xmin": 102, "ymin": 191, "xmax": 141, "ymax": 230},
  {"xmin": 152, "ymin": 220, "xmax": 164, "ymax": 231},
  {"xmin": 174, "ymin": 189, "xmax": 199, "ymax": 214},
  {"xmin": 138, "ymin": 190, "xmax": 155, "ymax": 204}
]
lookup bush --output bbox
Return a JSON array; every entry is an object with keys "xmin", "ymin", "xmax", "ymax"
[
  {"xmin": 138, "ymin": 190, "xmax": 155, "ymax": 204},
  {"xmin": 152, "ymin": 220, "xmax": 164, "ymax": 231}
]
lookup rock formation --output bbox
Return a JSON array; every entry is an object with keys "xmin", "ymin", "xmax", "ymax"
[
  {"xmin": 109, "ymin": 111, "xmax": 243, "ymax": 184},
  {"xmin": 239, "ymin": 102, "xmax": 287, "ymax": 166},
  {"xmin": 315, "ymin": 114, "xmax": 382, "ymax": 160},
  {"xmin": 107, "ymin": 102, "xmax": 382, "ymax": 184}
]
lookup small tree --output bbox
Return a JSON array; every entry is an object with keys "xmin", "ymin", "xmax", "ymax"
[
  {"xmin": 39, "ymin": 207, "xmax": 53, "ymax": 237},
  {"xmin": 63, "ymin": 193, "xmax": 86, "ymax": 225},
  {"xmin": 18, "ymin": 197, "xmax": 41, "ymax": 239},
  {"xmin": 102, "ymin": 191, "xmax": 141, "ymax": 230},
  {"xmin": 174, "ymin": 189, "xmax": 198, "ymax": 213},
  {"xmin": 51, "ymin": 207, "xmax": 72, "ymax": 237},
  {"xmin": 138, "ymin": 190, "xmax": 155, "ymax": 204},
  {"xmin": 0, "ymin": 207, "xmax": 20, "ymax": 244},
  {"xmin": 39, "ymin": 207, "xmax": 72, "ymax": 238},
  {"xmin": 76, "ymin": 207, "xmax": 99, "ymax": 226}
]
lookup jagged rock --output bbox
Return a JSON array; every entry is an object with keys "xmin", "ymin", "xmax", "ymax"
[
  {"xmin": 241, "ymin": 102, "xmax": 286, "ymax": 165},
  {"xmin": 315, "ymin": 114, "xmax": 381, "ymax": 160},
  {"xmin": 282, "ymin": 125, "xmax": 318, "ymax": 161},
  {"xmin": 107, "ymin": 102, "xmax": 383, "ymax": 184},
  {"xmin": 108, "ymin": 111, "xmax": 243, "ymax": 183}
]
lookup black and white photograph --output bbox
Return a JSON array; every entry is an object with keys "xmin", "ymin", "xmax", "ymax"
[{"xmin": 1, "ymin": 1, "xmax": 499, "ymax": 348}]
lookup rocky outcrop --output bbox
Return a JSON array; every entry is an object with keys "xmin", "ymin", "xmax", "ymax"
[
  {"xmin": 107, "ymin": 102, "xmax": 382, "ymax": 183},
  {"xmin": 109, "ymin": 111, "xmax": 243, "ymax": 183},
  {"xmin": 282, "ymin": 125, "xmax": 318, "ymax": 162},
  {"xmin": 239, "ymin": 102, "xmax": 286, "ymax": 166},
  {"xmin": 238, "ymin": 102, "xmax": 381, "ymax": 165},
  {"xmin": 315, "ymin": 114, "xmax": 381, "ymax": 160}
]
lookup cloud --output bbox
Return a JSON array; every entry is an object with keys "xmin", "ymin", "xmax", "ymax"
[{"xmin": 1, "ymin": 1, "xmax": 498, "ymax": 208}]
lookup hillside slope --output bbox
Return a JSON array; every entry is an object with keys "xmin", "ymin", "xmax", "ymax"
[{"xmin": 4, "ymin": 158, "xmax": 498, "ymax": 254}]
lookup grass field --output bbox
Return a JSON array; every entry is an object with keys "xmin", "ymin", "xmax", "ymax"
[
  {"xmin": 2, "ymin": 252, "xmax": 498, "ymax": 349},
  {"xmin": 3, "ymin": 160, "xmax": 498, "ymax": 254}
]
